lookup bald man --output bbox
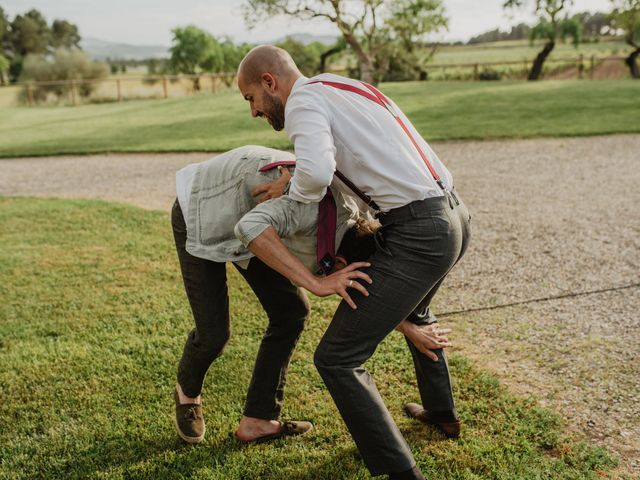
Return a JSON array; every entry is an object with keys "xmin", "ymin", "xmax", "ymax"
[{"xmin": 236, "ymin": 46, "xmax": 472, "ymax": 480}]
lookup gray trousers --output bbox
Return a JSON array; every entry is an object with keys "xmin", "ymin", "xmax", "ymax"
[
  {"xmin": 313, "ymin": 193, "xmax": 471, "ymax": 476},
  {"xmin": 172, "ymin": 199, "xmax": 310, "ymax": 419}
]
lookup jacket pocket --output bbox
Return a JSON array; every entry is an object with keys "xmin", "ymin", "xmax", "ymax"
[{"xmin": 197, "ymin": 177, "xmax": 249, "ymax": 245}]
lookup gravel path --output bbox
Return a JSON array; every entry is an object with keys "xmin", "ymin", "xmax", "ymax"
[{"xmin": 1, "ymin": 135, "xmax": 639, "ymax": 474}]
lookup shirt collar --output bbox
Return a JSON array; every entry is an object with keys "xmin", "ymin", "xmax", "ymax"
[{"xmin": 289, "ymin": 75, "xmax": 309, "ymax": 98}]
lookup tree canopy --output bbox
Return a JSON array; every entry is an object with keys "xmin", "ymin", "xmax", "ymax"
[
  {"xmin": 169, "ymin": 26, "xmax": 251, "ymax": 76},
  {"xmin": 0, "ymin": 7, "xmax": 9, "ymax": 46},
  {"xmin": 1, "ymin": 8, "xmax": 84, "ymax": 83},
  {"xmin": 51, "ymin": 20, "xmax": 81, "ymax": 49},
  {"xmin": 243, "ymin": 0, "xmax": 448, "ymax": 84},
  {"xmin": 9, "ymin": 9, "xmax": 51, "ymax": 57}
]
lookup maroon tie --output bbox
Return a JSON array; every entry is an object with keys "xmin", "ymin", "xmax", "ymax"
[{"xmin": 317, "ymin": 189, "xmax": 337, "ymax": 275}]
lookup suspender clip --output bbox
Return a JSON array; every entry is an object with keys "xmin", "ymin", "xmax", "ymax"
[{"xmin": 449, "ymin": 187, "xmax": 460, "ymax": 206}]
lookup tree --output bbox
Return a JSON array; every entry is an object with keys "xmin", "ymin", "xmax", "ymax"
[
  {"xmin": 384, "ymin": 0, "xmax": 448, "ymax": 79},
  {"xmin": 9, "ymin": 9, "xmax": 51, "ymax": 56},
  {"xmin": 0, "ymin": 8, "xmax": 8, "ymax": 84},
  {"xmin": 1, "ymin": 9, "xmax": 82, "ymax": 83},
  {"xmin": 611, "ymin": 0, "xmax": 640, "ymax": 78},
  {"xmin": 51, "ymin": 19, "xmax": 81, "ymax": 49},
  {"xmin": 276, "ymin": 37, "xmax": 324, "ymax": 76},
  {"xmin": 169, "ymin": 25, "xmax": 224, "ymax": 90},
  {"xmin": 0, "ymin": 53, "xmax": 8, "ymax": 85},
  {"xmin": 468, "ymin": 23, "xmax": 532, "ymax": 44},
  {"xmin": 20, "ymin": 48, "xmax": 108, "ymax": 103},
  {"xmin": 219, "ymin": 37, "xmax": 251, "ymax": 72},
  {"xmin": 243, "ymin": 0, "xmax": 447, "ymax": 84},
  {"xmin": 504, "ymin": 0, "xmax": 581, "ymax": 80},
  {"xmin": 0, "ymin": 7, "xmax": 9, "ymax": 49},
  {"xmin": 571, "ymin": 11, "xmax": 615, "ymax": 38}
]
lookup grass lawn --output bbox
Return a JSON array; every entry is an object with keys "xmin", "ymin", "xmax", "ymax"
[
  {"xmin": 1, "ymin": 79, "xmax": 639, "ymax": 158},
  {"xmin": 0, "ymin": 197, "xmax": 618, "ymax": 479},
  {"xmin": 432, "ymin": 38, "xmax": 633, "ymax": 65}
]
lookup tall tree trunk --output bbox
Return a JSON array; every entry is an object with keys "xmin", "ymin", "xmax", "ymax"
[
  {"xmin": 625, "ymin": 46, "xmax": 640, "ymax": 79},
  {"xmin": 359, "ymin": 59, "xmax": 375, "ymax": 85},
  {"xmin": 335, "ymin": 26, "xmax": 376, "ymax": 84},
  {"xmin": 528, "ymin": 41, "xmax": 555, "ymax": 81},
  {"xmin": 319, "ymin": 44, "xmax": 344, "ymax": 73}
]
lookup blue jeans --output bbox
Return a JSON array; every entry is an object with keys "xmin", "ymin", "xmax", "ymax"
[{"xmin": 313, "ymin": 193, "xmax": 471, "ymax": 476}]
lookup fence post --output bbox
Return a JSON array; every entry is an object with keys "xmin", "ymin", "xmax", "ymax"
[
  {"xmin": 162, "ymin": 76, "xmax": 168, "ymax": 99},
  {"xmin": 578, "ymin": 54, "xmax": 584, "ymax": 79},
  {"xmin": 70, "ymin": 79, "xmax": 77, "ymax": 106},
  {"xmin": 473, "ymin": 63, "xmax": 479, "ymax": 81},
  {"xmin": 590, "ymin": 55, "xmax": 595, "ymax": 80},
  {"xmin": 116, "ymin": 79, "xmax": 122, "ymax": 102},
  {"xmin": 26, "ymin": 83, "xmax": 34, "ymax": 107},
  {"xmin": 211, "ymin": 74, "xmax": 217, "ymax": 93}
]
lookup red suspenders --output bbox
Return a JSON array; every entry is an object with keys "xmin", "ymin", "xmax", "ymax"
[
  {"xmin": 306, "ymin": 80, "xmax": 447, "ymax": 194},
  {"xmin": 304, "ymin": 79, "xmax": 450, "ymax": 274},
  {"xmin": 258, "ymin": 160, "xmax": 296, "ymax": 172}
]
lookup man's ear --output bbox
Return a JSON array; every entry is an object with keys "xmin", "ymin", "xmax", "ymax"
[{"xmin": 261, "ymin": 73, "xmax": 277, "ymax": 93}]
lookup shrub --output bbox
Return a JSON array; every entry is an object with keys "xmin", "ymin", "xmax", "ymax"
[
  {"xmin": 479, "ymin": 69, "xmax": 502, "ymax": 80},
  {"xmin": 20, "ymin": 48, "xmax": 108, "ymax": 103}
]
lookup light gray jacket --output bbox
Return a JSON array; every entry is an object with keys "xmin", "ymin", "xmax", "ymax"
[{"xmin": 182, "ymin": 145, "xmax": 357, "ymax": 273}]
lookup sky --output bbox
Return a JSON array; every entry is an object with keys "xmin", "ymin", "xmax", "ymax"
[{"xmin": 3, "ymin": 0, "xmax": 612, "ymax": 46}]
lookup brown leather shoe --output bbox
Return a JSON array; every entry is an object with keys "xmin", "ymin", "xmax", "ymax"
[
  {"xmin": 404, "ymin": 402, "xmax": 461, "ymax": 439},
  {"xmin": 174, "ymin": 388, "xmax": 205, "ymax": 444},
  {"xmin": 238, "ymin": 420, "xmax": 314, "ymax": 443}
]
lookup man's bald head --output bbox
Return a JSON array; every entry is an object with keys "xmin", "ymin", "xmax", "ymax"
[
  {"xmin": 238, "ymin": 45, "xmax": 301, "ymax": 86},
  {"xmin": 237, "ymin": 46, "xmax": 302, "ymax": 131}
]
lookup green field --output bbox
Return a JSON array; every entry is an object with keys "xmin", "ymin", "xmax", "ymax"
[
  {"xmin": 432, "ymin": 38, "xmax": 633, "ymax": 65},
  {"xmin": 1, "ymin": 79, "xmax": 639, "ymax": 157},
  {"xmin": 426, "ymin": 38, "xmax": 634, "ymax": 80},
  {"xmin": 0, "ymin": 197, "xmax": 619, "ymax": 479}
]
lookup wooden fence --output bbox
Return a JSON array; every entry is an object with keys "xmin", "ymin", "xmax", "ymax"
[
  {"xmin": 4, "ymin": 55, "xmax": 629, "ymax": 107},
  {"xmin": 16, "ymin": 72, "xmax": 237, "ymax": 107},
  {"xmin": 425, "ymin": 55, "xmax": 625, "ymax": 80}
]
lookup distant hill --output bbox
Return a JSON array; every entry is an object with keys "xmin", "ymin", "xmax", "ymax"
[
  {"xmin": 80, "ymin": 37, "xmax": 169, "ymax": 61},
  {"xmin": 272, "ymin": 33, "xmax": 339, "ymax": 46},
  {"xmin": 80, "ymin": 33, "xmax": 339, "ymax": 62}
]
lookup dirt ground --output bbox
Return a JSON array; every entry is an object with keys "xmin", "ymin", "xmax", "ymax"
[{"xmin": 1, "ymin": 134, "xmax": 639, "ymax": 475}]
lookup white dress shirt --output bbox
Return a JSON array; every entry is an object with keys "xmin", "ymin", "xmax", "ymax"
[{"xmin": 285, "ymin": 73, "xmax": 453, "ymax": 212}]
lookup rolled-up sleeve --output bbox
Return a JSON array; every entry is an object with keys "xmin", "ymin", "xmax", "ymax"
[
  {"xmin": 234, "ymin": 197, "xmax": 314, "ymax": 247},
  {"xmin": 285, "ymin": 89, "xmax": 336, "ymax": 204}
]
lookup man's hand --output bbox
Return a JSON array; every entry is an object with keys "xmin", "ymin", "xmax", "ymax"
[
  {"xmin": 309, "ymin": 262, "xmax": 372, "ymax": 310},
  {"xmin": 251, "ymin": 166, "xmax": 292, "ymax": 203},
  {"xmin": 398, "ymin": 321, "xmax": 452, "ymax": 362}
]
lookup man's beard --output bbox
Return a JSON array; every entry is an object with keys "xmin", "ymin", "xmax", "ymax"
[{"xmin": 261, "ymin": 92, "xmax": 285, "ymax": 131}]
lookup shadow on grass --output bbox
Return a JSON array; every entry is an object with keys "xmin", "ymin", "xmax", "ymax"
[{"xmin": 32, "ymin": 432, "xmax": 243, "ymax": 478}]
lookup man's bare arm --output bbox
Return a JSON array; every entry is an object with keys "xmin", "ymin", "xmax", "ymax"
[{"xmin": 247, "ymin": 226, "xmax": 372, "ymax": 309}]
